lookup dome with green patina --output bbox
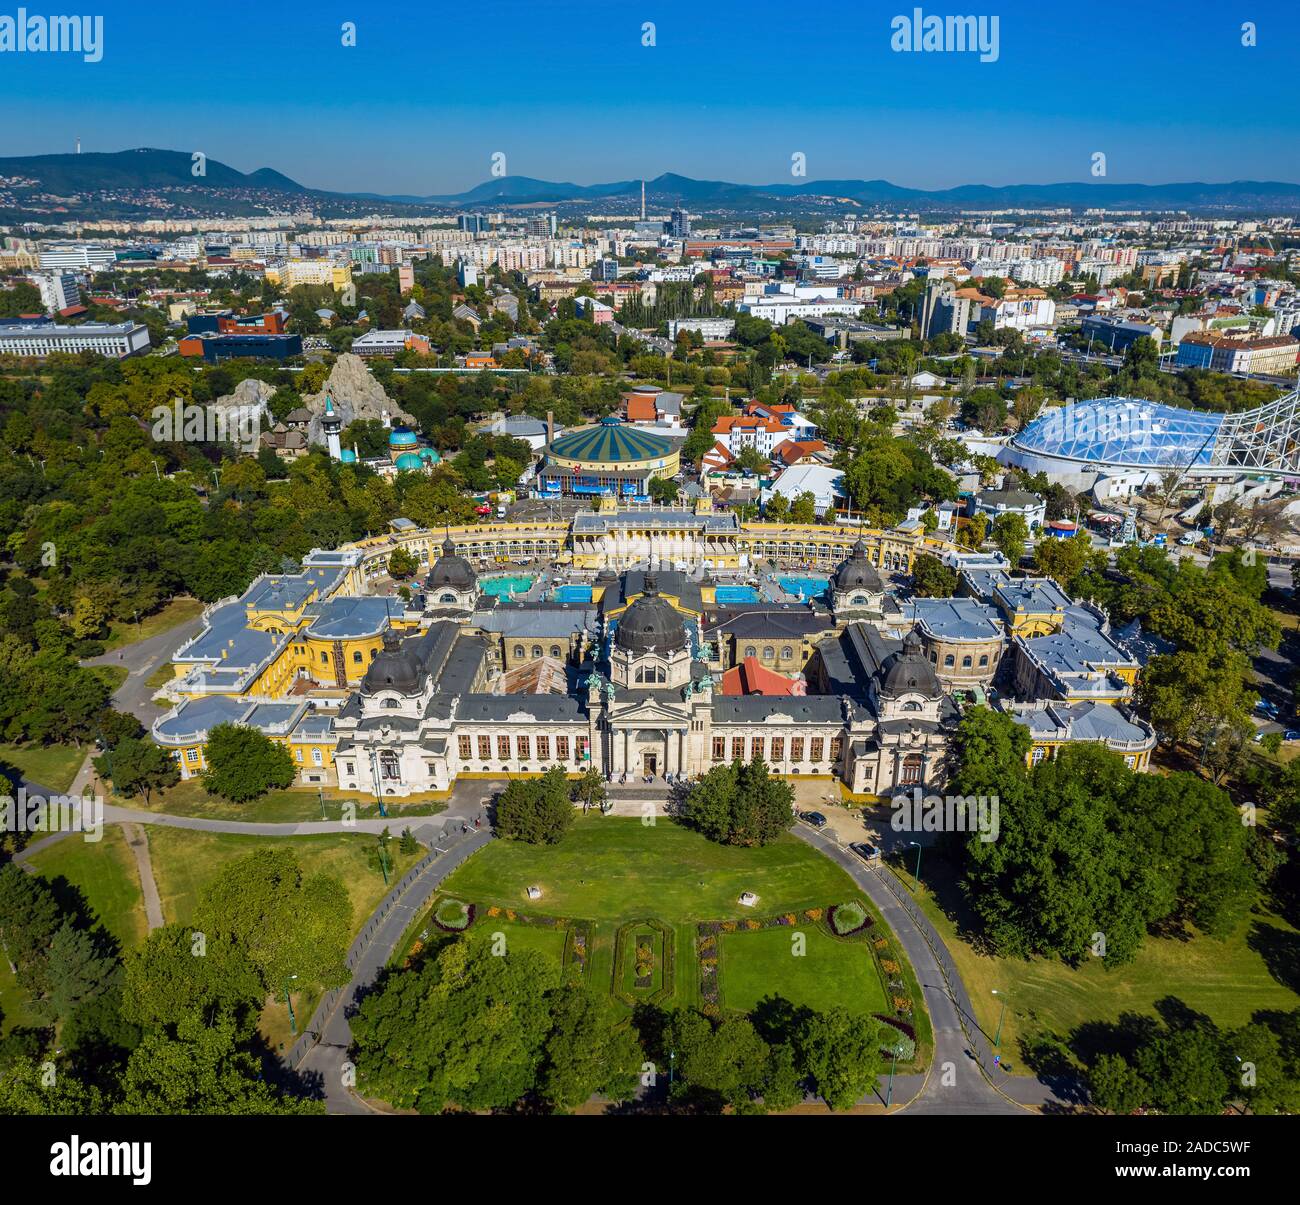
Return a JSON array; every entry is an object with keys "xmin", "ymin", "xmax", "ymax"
[
  {"xmin": 394, "ymin": 452, "xmax": 423, "ymax": 471},
  {"xmin": 548, "ymin": 416, "xmax": 673, "ymax": 466}
]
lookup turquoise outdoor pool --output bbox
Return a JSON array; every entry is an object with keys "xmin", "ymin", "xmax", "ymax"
[
  {"xmin": 551, "ymin": 585, "xmax": 593, "ymax": 603},
  {"xmin": 480, "ymin": 575, "xmax": 535, "ymax": 599},
  {"xmin": 714, "ymin": 585, "xmax": 759, "ymax": 605},
  {"xmin": 778, "ymin": 575, "xmax": 829, "ymax": 601}
]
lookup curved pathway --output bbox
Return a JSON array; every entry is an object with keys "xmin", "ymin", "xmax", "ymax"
[{"xmin": 794, "ymin": 823, "xmax": 1081, "ymax": 1113}]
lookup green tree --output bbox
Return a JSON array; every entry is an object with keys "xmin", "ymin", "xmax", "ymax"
[
  {"xmin": 387, "ymin": 546, "xmax": 419, "ymax": 579},
  {"xmin": 789, "ymin": 491, "xmax": 817, "ymax": 526},
  {"xmin": 991, "ymin": 512, "xmax": 1029, "ymax": 564},
  {"xmin": 1088, "ymin": 1052, "xmax": 1145, "ymax": 1114},
  {"xmin": 539, "ymin": 980, "xmax": 642, "ymax": 1111},
  {"xmin": 679, "ymin": 759, "xmax": 794, "ymax": 847},
  {"xmin": 796, "ymin": 1008, "xmax": 883, "ymax": 1111},
  {"xmin": 495, "ymin": 766, "xmax": 574, "ymax": 844},
  {"xmin": 122, "ymin": 924, "xmax": 262, "ymax": 1030},
  {"xmin": 45, "ymin": 923, "xmax": 120, "ymax": 1020},
  {"xmin": 665, "ymin": 1009, "xmax": 770, "ymax": 1113},
  {"xmin": 910, "ymin": 553, "xmax": 957, "ymax": 598},
  {"xmin": 202, "ymin": 723, "xmax": 296, "ymax": 803},
  {"xmin": 94, "ymin": 736, "xmax": 179, "ymax": 803}
]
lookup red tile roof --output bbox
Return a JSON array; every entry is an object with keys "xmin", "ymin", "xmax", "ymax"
[{"xmin": 719, "ymin": 656, "xmax": 807, "ymax": 697}]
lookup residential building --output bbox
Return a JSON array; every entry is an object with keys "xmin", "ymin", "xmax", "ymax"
[{"xmin": 0, "ymin": 319, "xmax": 150, "ymax": 359}]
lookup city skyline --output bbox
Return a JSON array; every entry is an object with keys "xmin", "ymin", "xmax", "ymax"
[{"xmin": 1, "ymin": 0, "xmax": 1297, "ymax": 195}]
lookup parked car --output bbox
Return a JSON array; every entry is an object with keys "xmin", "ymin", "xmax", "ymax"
[
  {"xmin": 850, "ymin": 841, "xmax": 880, "ymax": 862},
  {"xmin": 802, "ymin": 811, "xmax": 828, "ymax": 829},
  {"xmin": 1256, "ymin": 699, "xmax": 1280, "ymax": 719}
]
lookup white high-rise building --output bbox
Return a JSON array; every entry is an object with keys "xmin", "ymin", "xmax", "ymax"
[{"xmin": 27, "ymin": 270, "xmax": 82, "ymax": 313}]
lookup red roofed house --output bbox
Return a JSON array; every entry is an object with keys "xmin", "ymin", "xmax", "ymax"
[
  {"xmin": 720, "ymin": 655, "xmax": 807, "ymax": 697},
  {"xmin": 771, "ymin": 438, "xmax": 828, "ymax": 468}
]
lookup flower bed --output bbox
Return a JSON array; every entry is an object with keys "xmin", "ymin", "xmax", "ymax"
[
  {"xmin": 432, "ymin": 897, "xmax": 474, "ymax": 932},
  {"xmin": 613, "ymin": 918, "xmax": 675, "ymax": 1007},
  {"xmin": 563, "ymin": 919, "xmax": 592, "ymax": 979},
  {"xmin": 827, "ymin": 901, "xmax": 871, "ymax": 936}
]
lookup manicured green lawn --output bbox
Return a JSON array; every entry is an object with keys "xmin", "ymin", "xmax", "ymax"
[
  {"xmin": 0, "ymin": 742, "xmax": 86, "ymax": 792},
  {"xmin": 121, "ymin": 778, "xmax": 445, "ymax": 823},
  {"xmin": 467, "ymin": 918, "xmax": 568, "ymax": 977},
  {"xmin": 719, "ymin": 925, "xmax": 888, "ymax": 1016},
  {"xmin": 28, "ymin": 825, "xmax": 148, "ymax": 951},
  {"xmin": 908, "ymin": 859, "xmax": 1300, "ymax": 1075},
  {"xmin": 103, "ymin": 596, "xmax": 204, "ymax": 651},
  {"xmin": 443, "ymin": 816, "xmax": 860, "ymax": 921},
  {"xmin": 147, "ymin": 828, "xmax": 421, "ymax": 936}
]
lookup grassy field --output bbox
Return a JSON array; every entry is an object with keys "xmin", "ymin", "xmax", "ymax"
[
  {"xmin": 27, "ymin": 826, "xmax": 148, "ymax": 951},
  {"xmin": 119, "ymin": 778, "xmax": 445, "ymax": 824},
  {"xmin": 103, "ymin": 596, "xmax": 204, "ymax": 651},
  {"xmin": 719, "ymin": 925, "xmax": 889, "ymax": 1016},
  {"xmin": 0, "ymin": 742, "xmax": 86, "ymax": 792},
  {"xmin": 907, "ymin": 857, "xmax": 1300, "ymax": 1074},
  {"xmin": 442, "ymin": 816, "xmax": 861, "ymax": 921},
  {"xmin": 147, "ymin": 827, "xmax": 422, "ymax": 933},
  {"xmin": 88, "ymin": 665, "xmax": 128, "ymax": 694}
]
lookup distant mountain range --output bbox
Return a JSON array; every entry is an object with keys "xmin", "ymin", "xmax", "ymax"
[{"xmin": 4, "ymin": 148, "xmax": 1300, "ymax": 215}]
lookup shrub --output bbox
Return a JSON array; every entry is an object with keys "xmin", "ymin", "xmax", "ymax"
[
  {"xmin": 828, "ymin": 901, "xmax": 869, "ymax": 936},
  {"xmin": 432, "ymin": 897, "xmax": 473, "ymax": 931}
]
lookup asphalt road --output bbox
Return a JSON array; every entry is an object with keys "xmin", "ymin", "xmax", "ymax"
[{"xmin": 82, "ymin": 611, "xmax": 208, "ymax": 725}]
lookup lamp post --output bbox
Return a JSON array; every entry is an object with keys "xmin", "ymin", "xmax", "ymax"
[
  {"xmin": 376, "ymin": 833, "xmax": 391, "ymax": 885},
  {"xmin": 886, "ymin": 1043, "xmax": 902, "ymax": 1107},
  {"xmin": 318, "ymin": 784, "xmax": 326, "ymax": 821},
  {"xmin": 907, "ymin": 840, "xmax": 922, "ymax": 891},
  {"xmin": 284, "ymin": 973, "xmax": 299, "ymax": 1034},
  {"xmin": 668, "ymin": 1049, "xmax": 675, "ymax": 1088},
  {"xmin": 992, "ymin": 989, "xmax": 1007, "ymax": 1049}
]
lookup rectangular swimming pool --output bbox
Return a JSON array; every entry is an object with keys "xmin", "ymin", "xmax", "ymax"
[
  {"xmin": 551, "ymin": 585, "xmax": 593, "ymax": 604},
  {"xmin": 714, "ymin": 586, "xmax": 759, "ymax": 605},
  {"xmin": 480, "ymin": 575, "xmax": 535, "ymax": 599}
]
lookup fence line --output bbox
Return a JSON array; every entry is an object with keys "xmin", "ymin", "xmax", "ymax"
[{"xmin": 283, "ymin": 825, "xmax": 487, "ymax": 1069}]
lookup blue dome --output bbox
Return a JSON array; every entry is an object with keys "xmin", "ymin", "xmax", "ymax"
[
  {"xmin": 418, "ymin": 447, "xmax": 441, "ymax": 463},
  {"xmin": 1011, "ymin": 397, "xmax": 1224, "ymax": 471},
  {"xmin": 394, "ymin": 452, "xmax": 423, "ymax": 471},
  {"xmin": 339, "ymin": 448, "xmax": 358, "ymax": 464},
  {"xmin": 389, "ymin": 428, "xmax": 418, "ymax": 447}
]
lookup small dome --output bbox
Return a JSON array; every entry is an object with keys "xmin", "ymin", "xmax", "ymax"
[
  {"xmin": 339, "ymin": 448, "xmax": 358, "ymax": 464},
  {"xmin": 418, "ymin": 447, "xmax": 441, "ymax": 463},
  {"xmin": 834, "ymin": 538, "xmax": 883, "ymax": 594},
  {"xmin": 426, "ymin": 534, "xmax": 476, "ymax": 591},
  {"xmin": 361, "ymin": 630, "xmax": 422, "ymax": 695},
  {"xmin": 394, "ymin": 452, "xmax": 422, "ymax": 471},
  {"xmin": 880, "ymin": 632, "xmax": 940, "ymax": 698},
  {"xmin": 389, "ymin": 428, "xmax": 418, "ymax": 447},
  {"xmin": 615, "ymin": 574, "xmax": 687, "ymax": 656}
]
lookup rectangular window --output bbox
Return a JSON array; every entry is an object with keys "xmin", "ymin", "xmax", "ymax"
[
  {"xmin": 770, "ymin": 737, "xmax": 784, "ymax": 763},
  {"xmin": 459, "ymin": 735, "xmax": 472, "ymax": 759},
  {"xmin": 517, "ymin": 735, "xmax": 530, "ymax": 760},
  {"xmin": 186, "ymin": 748, "xmax": 199, "ymax": 763},
  {"xmin": 829, "ymin": 737, "xmax": 842, "ymax": 764},
  {"xmin": 810, "ymin": 737, "xmax": 824, "ymax": 763},
  {"xmin": 790, "ymin": 737, "xmax": 804, "ymax": 762},
  {"xmin": 497, "ymin": 735, "xmax": 510, "ymax": 760},
  {"xmin": 556, "ymin": 735, "xmax": 570, "ymax": 760},
  {"xmin": 731, "ymin": 737, "xmax": 744, "ymax": 761},
  {"xmin": 295, "ymin": 748, "xmax": 303, "ymax": 762},
  {"xmin": 478, "ymin": 735, "xmax": 491, "ymax": 760},
  {"xmin": 712, "ymin": 736, "xmax": 725, "ymax": 761},
  {"xmin": 342, "ymin": 762, "xmax": 353, "ymax": 776},
  {"xmin": 751, "ymin": 737, "xmax": 764, "ymax": 762},
  {"xmin": 312, "ymin": 748, "xmax": 323, "ymax": 766},
  {"xmin": 1031, "ymin": 746, "xmax": 1046, "ymax": 765},
  {"xmin": 577, "ymin": 736, "xmax": 589, "ymax": 762},
  {"xmin": 537, "ymin": 735, "xmax": 550, "ymax": 761}
]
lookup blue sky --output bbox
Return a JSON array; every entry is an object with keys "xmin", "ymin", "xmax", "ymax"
[{"xmin": 1, "ymin": 0, "xmax": 1297, "ymax": 195}]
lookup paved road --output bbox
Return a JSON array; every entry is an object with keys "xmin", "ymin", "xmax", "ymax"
[
  {"xmin": 82, "ymin": 611, "xmax": 207, "ymax": 725},
  {"xmin": 294, "ymin": 828, "xmax": 493, "ymax": 1114},
  {"xmin": 794, "ymin": 823, "xmax": 1081, "ymax": 1114}
]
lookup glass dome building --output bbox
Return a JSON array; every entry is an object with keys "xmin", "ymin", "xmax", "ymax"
[{"xmin": 1005, "ymin": 389, "xmax": 1300, "ymax": 480}]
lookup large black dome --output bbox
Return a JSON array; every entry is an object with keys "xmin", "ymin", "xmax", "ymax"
[
  {"xmin": 880, "ymin": 632, "xmax": 940, "ymax": 697},
  {"xmin": 425, "ymin": 534, "xmax": 476, "ymax": 592},
  {"xmin": 361, "ymin": 631, "xmax": 422, "ymax": 695},
  {"xmin": 834, "ymin": 538, "xmax": 883, "ymax": 594},
  {"xmin": 615, "ymin": 574, "xmax": 688, "ymax": 656}
]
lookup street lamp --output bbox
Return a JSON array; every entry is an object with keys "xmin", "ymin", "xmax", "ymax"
[
  {"xmin": 318, "ymin": 784, "xmax": 327, "ymax": 821},
  {"xmin": 284, "ymin": 974, "xmax": 299, "ymax": 1034},
  {"xmin": 992, "ymin": 989, "xmax": 1007, "ymax": 1049},
  {"xmin": 668, "ymin": 1049, "xmax": 675, "ymax": 1088},
  {"xmin": 907, "ymin": 840, "xmax": 922, "ymax": 890},
  {"xmin": 886, "ymin": 1042, "xmax": 902, "ymax": 1107}
]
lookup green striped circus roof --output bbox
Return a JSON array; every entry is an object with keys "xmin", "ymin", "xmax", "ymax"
[{"xmin": 548, "ymin": 417, "xmax": 673, "ymax": 464}]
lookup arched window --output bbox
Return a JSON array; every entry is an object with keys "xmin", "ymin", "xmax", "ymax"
[
  {"xmin": 901, "ymin": 754, "xmax": 923, "ymax": 785},
  {"xmin": 902, "ymin": 700, "xmax": 922, "ymax": 712},
  {"xmin": 744, "ymin": 646, "xmax": 756, "ymax": 659},
  {"xmin": 550, "ymin": 645, "xmax": 561, "ymax": 658},
  {"xmin": 978, "ymin": 654, "xmax": 989, "ymax": 667},
  {"xmin": 532, "ymin": 646, "xmax": 542, "ymax": 658},
  {"xmin": 352, "ymin": 650, "xmax": 363, "ymax": 663},
  {"xmin": 929, "ymin": 650, "xmax": 937, "ymax": 663},
  {"xmin": 440, "ymin": 593, "xmax": 456, "ymax": 603},
  {"xmin": 762, "ymin": 647, "xmax": 774, "ymax": 661},
  {"xmin": 514, "ymin": 645, "xmax": 524, "ymax": 659},
  {"xmin": 782, "ymin": 647, "xmax": 793, "ymax": 659},
  {"xmin": 852, "ymin": 595, "xmax": 868, "ymax": 605},
  {"xmin": 943, "ymin": 654, "xmax": 955, "ymax": 668},
  {"xmin": 961, "ymin": 655, "xmax": 972, "ymax": 669}
]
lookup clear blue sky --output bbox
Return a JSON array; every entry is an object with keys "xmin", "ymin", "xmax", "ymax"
[{"xmin": 3, "ymin": 0, "xmax": 1298, "ymax": 195}]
